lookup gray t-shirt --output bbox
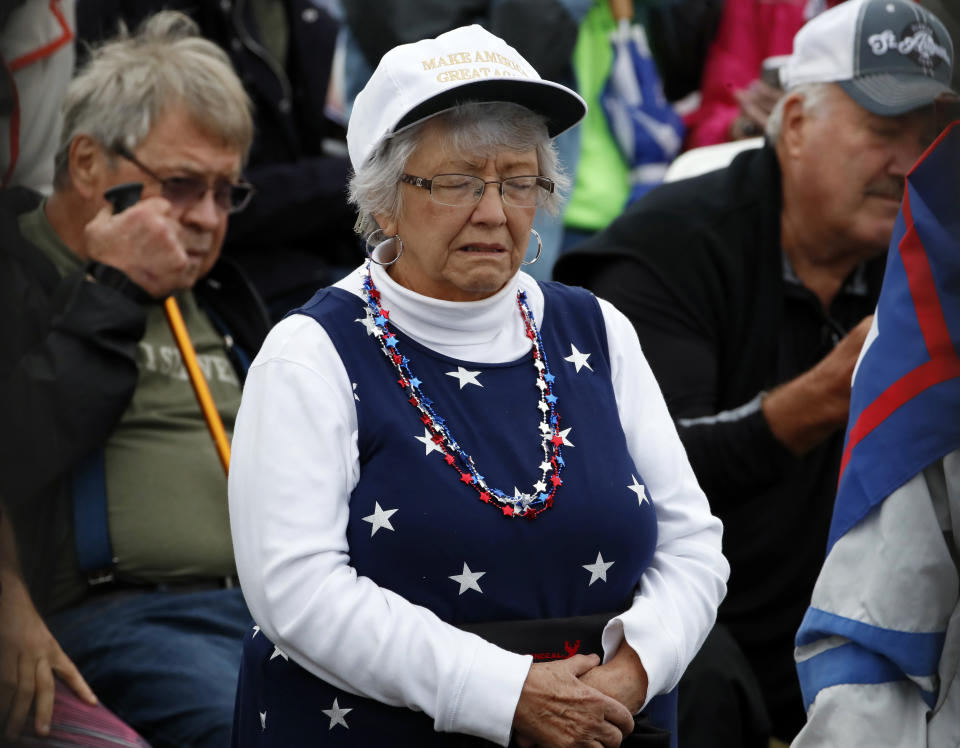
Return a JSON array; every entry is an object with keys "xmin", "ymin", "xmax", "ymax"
[{"xmin": 20, "ymin": 204, "xmax": 242, "ymax": 608}]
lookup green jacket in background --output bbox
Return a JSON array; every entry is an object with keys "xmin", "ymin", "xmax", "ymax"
[{"xmin": 563, "ymin": 0, "xmax": 630, "ymax": 233}]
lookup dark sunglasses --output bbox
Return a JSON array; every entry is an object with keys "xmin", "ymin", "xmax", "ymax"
[{"xmin": 112, "ymin": 146, "xmax": 254, "ymax": 214}]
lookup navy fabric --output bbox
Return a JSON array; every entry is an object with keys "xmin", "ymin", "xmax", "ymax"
[
  {"xmin": 70, "ymin": 449, "xmax": 113, "ymax": 574},
  {"xmin": 233, "ymin": 280, "xmax": 667, "ymax": 745},
  {"xmin": 47, "ymin": 588, "xmax": 250, "ymax": 748},
  {"xmin": 825, "ymin": 123, "xmax": 960, "ymax": 552}
]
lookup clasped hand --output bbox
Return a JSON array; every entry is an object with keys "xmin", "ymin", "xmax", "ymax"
[{"xmin": 512, "ymin": 643, "xmax": 648, "ymax": 748}]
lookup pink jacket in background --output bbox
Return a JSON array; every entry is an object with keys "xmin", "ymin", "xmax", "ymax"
[{"xmin": 683, "ymin": 0, "xmax": 841, "ymax": 149}]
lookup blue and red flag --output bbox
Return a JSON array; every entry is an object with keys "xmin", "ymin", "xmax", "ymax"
[
  {"xmin": 826, "ymin": 121, "xmax": 960, "ymax": 553},
  {"xmin": 794, "ymin": 122, "xmax": 960, "ymax": 716}
]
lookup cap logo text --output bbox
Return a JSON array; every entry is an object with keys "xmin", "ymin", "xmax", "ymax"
[
  {"xmin": 868, "ymin": 23, "xmax": 951, "ymax": 75},
  {"xmin": 420, "ymin": 49, "xmax": 530, "ymax": 83}
]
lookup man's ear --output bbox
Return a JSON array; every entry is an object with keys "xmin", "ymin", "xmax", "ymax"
[
  {"xmin": 68, "ymin": 135, "xmax": 107, "ymax": 200},
  {"xmin": 779, "ymin": 92, "xmax": 811, "ymax": 160}
]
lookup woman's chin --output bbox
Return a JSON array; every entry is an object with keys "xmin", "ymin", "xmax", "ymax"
[{"xmin": 433, "ymin": 269, "xmax": 513, "ymax": 301}]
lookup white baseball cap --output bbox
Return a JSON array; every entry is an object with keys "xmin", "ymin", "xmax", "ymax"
[
  {"xmin": 346, "ymin": 24, "xmax": 587, "ymax": 170},
  {"xmin": 780, "ymin": 0, "xmax": 955, "ymax": 116}
]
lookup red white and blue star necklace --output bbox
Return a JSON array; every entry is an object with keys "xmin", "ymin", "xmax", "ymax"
[{"xmin": 361, "ymin": 265, "xmax": 565, "ymax": 519}]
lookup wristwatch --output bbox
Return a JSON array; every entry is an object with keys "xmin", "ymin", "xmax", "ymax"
[{"xmin": 84, "ymin": 261, "xmax": 152, "ymax": 304}]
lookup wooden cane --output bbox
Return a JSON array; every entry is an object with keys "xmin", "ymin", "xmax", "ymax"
[
  {"xmin": 163, "ymin": 296, "xmax": 231, "ymax": 474},
  {"xmin": 609, "ymin": 0, "xmax": 633, "ymax": 21}
]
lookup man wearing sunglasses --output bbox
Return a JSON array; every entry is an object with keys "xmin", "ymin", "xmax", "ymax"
[{"xmin": 0, "ymin": 11, "xmax": 270, "ymax": 747}]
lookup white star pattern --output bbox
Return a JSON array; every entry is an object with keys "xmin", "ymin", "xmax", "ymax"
[
  {"xmin": 627, "ymin": 475, "xmax": 649, "ymax": 506},
  {"xmin": 564, "ymin": 344, "xmax": 593, "ymax": 373},
  {"xmin": 269, "ymin": 645, "xmax": 289, "ymax": 661},
  {"xmin": 559, "ymin": 427, "xmax": 574, "ymax": 447},
  {"xmin": 355, "ymin": 316, "xmax": 382, "ymax": 337},
  {"xmin": 362, "ymin": 502, "xmax": 398, "ymax": 536},
  {"xmin": 582, "ymin": 552, "xmax": 615, "ymax": 585},
  {"xmin": 322, "ymin": 698, "xmax": 352, "ymax": 730},
  {"xmin": 449, "ymin": 563, "xmax": 486, "ymax": 595},
  {"xmin": 534, "ymin": 480, "xmax": 547, "ymax": 493},
  {"xmin": 259, "ymin": 711, "xmax": 267, "ymax": 730},
  {"xmin": 352, "ymin": 382, "xmax": 360, "ymax": 401},
  {"xmin": 414, "ymin": 428, "xmax": 444, "ymax": 456},
  {"xmin": 446, "ymin": 366, "xmax": 483, "ymax": 388},
  {"xmin": 538, "ymin": 422, "xmax": 552, "ymax": 435},
  {"xmin": 540, "ymin": 460, "xmax": 552, "ymax": 472}
]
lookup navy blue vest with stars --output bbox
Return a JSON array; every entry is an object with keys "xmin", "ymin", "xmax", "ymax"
[{"xmin": 233, "ymin": 280, "xmax": 662, "ymax": 746}]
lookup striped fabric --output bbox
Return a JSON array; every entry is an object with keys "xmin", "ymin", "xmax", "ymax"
[{"xmin": 14, "ymin": 680, "xmax": 149, "ymax": 748}]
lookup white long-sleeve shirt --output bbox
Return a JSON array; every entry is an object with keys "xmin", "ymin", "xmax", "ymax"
[{"xmin": 228, "ymin": 264, "xmax": 728, "ymax": 745}]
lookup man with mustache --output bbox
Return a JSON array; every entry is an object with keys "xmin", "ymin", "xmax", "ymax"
[{"xmin": 554, "ymin": 0, "xmax": 954, "ymax": 745}]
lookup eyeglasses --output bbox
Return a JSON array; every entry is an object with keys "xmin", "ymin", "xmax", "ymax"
[
  {"xmin": 112, "ymin": 146, "xmax": 255, "ymax": 214},
  {"xmin": 400, "ymin": 173, "xmax": 555, "ymax": 208}
]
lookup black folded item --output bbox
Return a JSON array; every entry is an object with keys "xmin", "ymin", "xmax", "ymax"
[
  {"xmin": 457, "ymin": 610, "xmax": 609, "ymax": 661},
  {"xmin": 627, "ymin": 714, "xmax": 672, "ymax": 747}
]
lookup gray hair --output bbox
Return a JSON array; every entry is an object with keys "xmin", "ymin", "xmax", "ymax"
[
  {"xmin": 54, "ymin": 11, "xmax": 253, "ymax": 188},
  {"xmin": 349, "ymin": 101, "xmax": 569, "ymax": 236},
  {"xmin": 765, "ymin": 82, "xmax": 833, "ymax": 142}
]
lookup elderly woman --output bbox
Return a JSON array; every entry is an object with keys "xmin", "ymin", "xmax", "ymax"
[{"xmin": 228, "ymin": 25, "xmax": 728, "ymax": 748}]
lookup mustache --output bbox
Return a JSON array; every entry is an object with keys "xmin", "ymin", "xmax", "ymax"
[{"xmin": 863, "ymin": 177, "xmax": 905, "ymax": 202}]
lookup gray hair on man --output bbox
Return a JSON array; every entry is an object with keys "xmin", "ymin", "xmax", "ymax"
[
  {"xmin": 53, "ymin": 11, "xmax": 253, "ymax": 188},
  {"xmin": 765, "ymin": 82, "xmax": 833, "ymax": 142},
  {"xmin": 349, "ymin": 101, "xmax": 569, "ymax": 237}
]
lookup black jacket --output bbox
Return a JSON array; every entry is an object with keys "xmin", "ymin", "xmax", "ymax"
[
  {"xmin": 0, "ymin": 187, "xmax": 271, "ymax": 614},
  {"xmin": 555, "ymin": 145, "xmax": 884, "ymax": 735}
]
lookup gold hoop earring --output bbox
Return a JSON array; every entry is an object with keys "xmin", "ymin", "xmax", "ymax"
[
  {"xmin": 521, "ymin": 228, "xmax": 542, "ymax": 266},
  {"xmin": 364, "ymin": 229, "xmax": 403, "ymax": 267}
]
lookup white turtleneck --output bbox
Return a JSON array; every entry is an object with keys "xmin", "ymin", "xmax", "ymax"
[
  {"xmin": 341, "ymin": 261, "xmax": 542, "ymax": 361},
  {"xmin": 228, "ymin": 264, "xmax": 728, "ymax": 745}
]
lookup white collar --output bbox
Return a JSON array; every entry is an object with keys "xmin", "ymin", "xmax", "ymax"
[{"xmin": 334, "ymin": 262, "xmax": 545, "ymax": 363}]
